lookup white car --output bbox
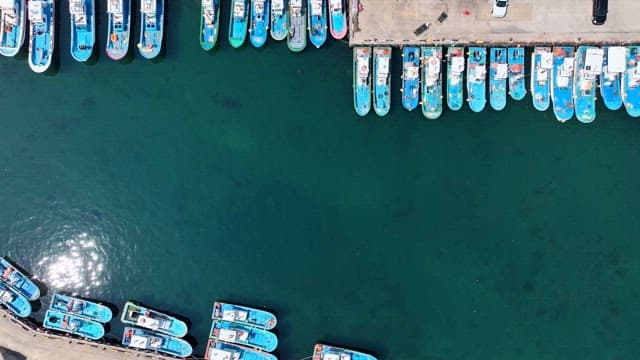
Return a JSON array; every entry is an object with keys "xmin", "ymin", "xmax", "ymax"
[{"xmin": 491, "ymin": 0, "xmax": 509, "ymax": 18}]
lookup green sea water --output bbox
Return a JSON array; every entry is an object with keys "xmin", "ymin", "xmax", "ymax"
[{"xmin": 1, "ymin": 1, "xmax": 640, "ymax": 359}]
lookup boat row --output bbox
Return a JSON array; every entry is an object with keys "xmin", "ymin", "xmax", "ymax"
[
  {"xmin": 352, "ymin": 45, "xmax": 640, "ymax": 121},
  {"xmin": 43, "ymin": 293, "xmax": 111, "ymax": 340},
  {"xmin": 202, "ymin": 0, "xmax": 347, "ymax": 51},
  {"xmin": 0, "ymin": 257, "xmax": 40, "ymax": 318}
]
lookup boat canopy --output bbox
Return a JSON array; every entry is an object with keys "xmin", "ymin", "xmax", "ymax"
[
  {"xmin": 143, "ymin": 0, "xmax": 156, "ymax": 14},
  {"xmin": 405, "ymin": 65, "xmax": 419, "ymax": 80},
  {"xmin": 540, "ymin": 52, "xmax": 553, "ymax": 69},
  {"xmin": 311, "ymin": 0, "xmax": 322, "ymax": 16},
  {"xmin": 233, "ymin": 1, "xmax": 245, "ymax": 17},
  {"xmin": 560, "ymin": 58, "xmax": 574, "ymax": 76},
  {"xmin": 607, "ymin": 47, "xmax": 626, "ymax": 73},
  {"xmin": 28, "ymin": 1, "xmax": 44, "ymax": 23},
  {"xmin": 108, "ymin": 0, "xmax": 123, "ymax": 14},
  {"xmin": 272, "ymin": 0, "xmax": 284, "ymax": 14},
  {"xmin": 496, "ymin": 63, "xmax": 508, "ymax": 79},
  {"xmin": 330, "ymin": 0, "xmax": 342, "ymax": 11},
  {"xmin": 0, "ymin": 0, "xmax": 15, "ymax": 9},
  {"xmin": 584, "ymin": 48, "xmax": 603, "ymax": 74},
  {"xmin": 451, "ymin": 56, "xmax": 464, "ymax": 73},
  {"xmin": 130, "ymin": 335, "xmax": 149, "ymax": 349},
  {"xmin": 222, "ymin": 309, "xmax": 248, "ymax": 322},
  {"xmin": 209, "ymin": 348, "xmax": 235, "ymax": 360}
]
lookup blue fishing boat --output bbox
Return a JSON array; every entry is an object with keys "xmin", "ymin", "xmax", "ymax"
[
  {"xmin": 27, "ymin": 0, "xmax": 54, "ymax": 73},
  {"xmin": 0, "ymin": 0, "xmax": 26, "ymax": 57},
  {"xmin": 121, "ymin": 301, "xmax": 188, "ymax": 338},
  {"xmin": 446, "ymin": 46, "xmax": 465, "ymax": 111},
  {"xmin": 137, "ymin": 0, "xmax": 163, "ymax": 59},
  {"xmin": 622, "ymin": 46, "xmax": 640, "ymax": 118},
  {"xmin": 373, "ymin": 46, "xmax": 391, "ymax": 116},
  {"xmin": 530, "ymin": 46, "xmax": 552, "ymax": 112},
  {"xmin": 249, "ymin": 0, "xmax": 268, "ymax": 47},
  {"xmin": 353, "ymin": 46, "xmax": 371, "ymax": 116},
  {"xmin": 421, "ymin": 46, "xmax": 443, "ymax": 119},
  {"xmin": 308, "ymin": 0, "xmax": 326, "ymax": 48},
  {"xmin": 200, "ymin": 0, "xmax": 220, "ymax": 50},
  {"xmin": 269, "ymin": 0, "xmax": 286, "ymax": 41},
  {"xmin": 123, "ymin": 327, "xmax": 193, "ymax": 357},
  {"xmin": 212, "ymin": 302, "xmax": 277, "ymax": 330},
  {"xmin": 551, "ymin": 46, "xmax": 575, "ymax": 122},
  {"xmin": 507, "ymin": 47, "xmax": 526, "ymax": 100},
  {"xmin": 313, "ymin": 344, "xmax": 378, "ymax": 360},
  {"xmin": 106, "ymin": 0, "xmax": 131, "ymax": 60},
  {"xmin": 50, "ymin": 293, "xmax": 112, "ymax": 323},
  {"xmin": 44, "ymin": 309, "xmax": 105, "ymax": 340},
  {"xmin": 0, "ymin": 257, "xmax": 39, "ymax": 301},
  {"xmin": 573, "ymin": 46, "xmax": 603, "ymax": 123},
  {"xmin": 600, "ymin": 46, "xmax": 625, "ymax": 111},
  {"xmin": 0, "ymin": 280, "xmax": 31, "ymax": 317},
  {"xmin": 400, "ymin": 46, "xmax": 420, "ymax": 111},
  {"xmin": 328, "ymin": 0, "xmax": 347, "ymax": 39},
  {"xmin": 467, "ymin": 47, "xmax": 487, "ymax": 112},
  {"xmin": 69, "ymin": 0, "xmax": 94, "ymax": 62},
  {"xmin": 287, "ymin": 0, "xmax": 306, "ymax": 52},
  {"xmin": 209, "ymin": 320, "xmax": 278, "ymax": 353},
  {"xmin": 229, "ymin": 0, "xmax": 249, "ymax": 48},
  {"xmin": 205, "ymin": 339, "xmax": 277, "ymax": 360},
  {"xmin": 489, "ymin": 47, "xmax": 508, "ymax": 111}
]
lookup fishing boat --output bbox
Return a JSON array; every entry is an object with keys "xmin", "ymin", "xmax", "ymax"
[
  {"xmin": 44, "ymin": 309, "xmax": 105, "ymax": 340},
  {"xmin": 121, "ymin": 301, "xmax": 188, "ymax": 337},
  {"xmin": 0, "ymin": 279, "xmax": 31, "ymax": 318},
  {"xmin": 328, "ymin": 0, "xmax": 347, "ymax": 39},
  {"xmin": 573, "ymin": 46, "xmax": 603, "ymax": 123},
  {"xmin": 205, "ymin": 339, "xmax": 278, "ymax": 360},
  {"xmin": 287, "ymin": 0, "xmax": 306, "ymax": 52},
  {"xmin": 106, "ymin": 0, "xmax": 131, "ymax": 60},
  {"xmin": 373, "ymin": 46, "xmax": 391, "ymax": 116},
  {"xmin": 209, "ymin": 320, "xmax": 278, "ymax": 352},
  {"xmin": 551, "ymin": 46, "xmax": 575, "ymax": 122},
  {"xmin": 507, "ymin": 47, "xmax": 526, "ymax": 100},
  {"xmin": 446, "ymin": 46, "xmax": 465, "ymax": 111},
  {"xmin": 212, "ymin": 302, "xmax": 277, "ymax": 330},
  {"xmin": 0, "ymin": 0, "xmax": 26, "ymax": 57},
  {"xmin": 421, "ymin": 46, "xmax": 443, "ymax": 119},
  {"xmin": 69, "ymin": 0, "xmax": 94, "ymax": 62},
  {"xmin": 489, "ymin": 47, "xmax": 508, "ymax": 111},
  {"xmin": 308, "ymin": 0, "xmax": 326, "ymax": 48},
  {"xmin": 122, "ymin": 327, "xmax": 193, "ymax": 357},
  {"xmin": 353, "ymin": 46, "xmax": 371, "ymax": 116},
  {"xmin": 622, "ymin": 46, "xmax": 640, "ymax": 117},
  {"xmin": 600, "ymin": 46, "xmax": 625, "ymax": 111},
  {"xmin": 228, "ymin": 0, "xmax": 248, "ymax": 48},
  {"xmin": 137, "ymin": 0, "xmax": 163, "ymax": 59},
  {"xmin": 269, "ymin": 0, "xmax": 286, "ymax": 41},
  {"xmin": 50, "ymin": 293, "xmax": 112, "ymax": 323},
  {"xmin": 0, "ymin": 257, "xmax": 39, "ymax": 301},
  {"xmin": 467, "ymin": 47, "xmax": 487, "ymax": 112},
  {"xmin": 530, "ymin": 46, "xmax": 552, "ymax": 111},
  {"xmin": 400, "ymin": 46, "xmax": 420, "ymax": 111},
  {"xmin": 313, "ymin": 344, "xmax": 378, "ymax": 360},
  {"xmin": 249, "ymin": 0, "xmax": 268, "ymax": 47},
  {"xmin": 200, "ymin": 0, "xmax": 220, "ymax": 50},
  {"xmin": 27, "ymin": 0, "xmax": 54, "ymax": 73}
]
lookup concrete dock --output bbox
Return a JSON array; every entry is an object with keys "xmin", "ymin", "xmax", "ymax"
[{"xmin": 349, "ymin": 0, "xmax": 640, "ymax": 46}]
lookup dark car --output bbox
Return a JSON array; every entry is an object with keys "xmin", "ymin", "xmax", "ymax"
[{"xmin": 592, "ymin": 0, "xmax": 608, "ymax": 25}]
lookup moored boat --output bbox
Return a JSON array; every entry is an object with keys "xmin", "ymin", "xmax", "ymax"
[
  {"xmin": 209, "ymin": 320, "xmax": 278, "ymax": 353},
  {"xmin": 507, "ymin": 47, "xmax": 526, "ymax": 100},
  {"xmin": 0, "ymin": 279, "xmax": 31, "ymax": 318},
  {"xmin": 212, "ymin": 301, "xmax": 277, "ymax": 330},
  {"xmin": 122, "ymin": 327, "xmax": 193, "ymax": 357},
  {"xmin": 373, "ymin": 46, "xmax": 391, "ymax": 116},
  {"xmin": 313, "ymin": 344, "xmax": 378, "ymax": 360},
  {"xmin": 530, "ymin": 46, "xmax": 552, "ymax": 111},
  {"xmin": 137, "ymin": 0, "xmax": 163, "ymax": 59},
  {"xmin": 121, "ymin": 301, "xmax": 188, "ymax": 337},
  {"xmin": 287, "ymin": 0, "xmax": 306, "ymax": 52},
  {"xmin": 44, "ymin": 309, "xmax": 105, "ymax": 340},
  {"xmin": 269, "ymin": 0, "xmax": 286, "ymax": 41},
  {"xmin": 467, "ymin": 47, "xmax": 487, "ymax": 112},
  {"xmin": 0, "ymin": 0, "xmax": 26, "ymax": 57},
  {"xmin": 205, "ymin": 339, "xmax": 278, "ymax": 360},
  {"xmin": 27, "ymin": 0, "xmax": 54, "ymax": 73},
  {"xmin": 353, "ymin": 46, "xmax": 371, "ymax": 116},
  {"xmin": 200, "ymin": 0, "xmax": 220, "ymax": 50},
  {"xmin": 622, "ymin": 46, "xmax": 640, "ymax": 117},
  {"xmin": 328, "ymin": 0, "xmax": 346, "ymax": 39},
  {"xmin": 106, "ymin": 0, "xmax": 131, "ymax": 60},
  {"xmin": 228, "ymin": 0, "xmax": 248, "ymax": 48},
  {"xmin": 446, "ymin": 46, "xmax": 465, "ymax": 111},
  {"xmin": 489, "ymin": 47, "xmax": 508, "ymax": 111},
  {"xmin": 573, "ymin": 46, "xmax": 603, "ymax": 123},
  {"xmin": 421, "ymin": 46, "xmax": 443, "ymax": 119},
  {"xmin": 600, "ymin": 46, "xmax": 625, "ymax": 111},
  {"xmin": 0, "ymin": 257, "xmax": 39, "ymax": 301},
  {"xmin": 400, "ymin": 46, "xmax": 420, "ymax": 111},
  {"xmin": 308, "ymin": 0, "xmax": 326, "ymax": 48},
  {"xmin": 551, "ymin": 46, "xmax": 575, "ymax": 122},
  {"xmin": 50, "ymin": 293, "xmax": 112, "ymax": 323},
  {"xmin": 249, "ymin": 0, "xmax": 269, "ymax": 47},
  {"xmin": 69, "ymin": 0, "xmax": 94, "ymax": 62}
]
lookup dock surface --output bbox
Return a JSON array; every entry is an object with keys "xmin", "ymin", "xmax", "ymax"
[{"xmin": 349, "ymin": 0, "xmax": 640, "ymax": 46}]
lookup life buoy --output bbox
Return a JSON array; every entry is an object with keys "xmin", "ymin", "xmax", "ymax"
[
  {"xmin": 315, "ymin": 344, "xmax": 323, "ymax": 352},
  {"xmin": 383, "ymin": 49, "xmax": 389, "ymax": 55},
  {"xmin": 360, "ymin": 65, "xmax": 366, "ymax": 72},
  {"xmin": 111, "ymin": 33, "xmax": 118, "ymax": 42}
]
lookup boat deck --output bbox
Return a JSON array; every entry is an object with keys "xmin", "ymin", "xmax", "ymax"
[{"xmin": 349, "ymin": 0, "xmax": 640, "ymax": 46}]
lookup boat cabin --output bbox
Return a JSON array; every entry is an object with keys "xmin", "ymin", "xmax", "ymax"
[
  {"xmin": 272, "ymin": 0, "xmax": 284, "ymax": 15},
  {"xmin": 0, "ymin": 0, "xmax": 18, "ymax": 28},
  {"xmin": 233, "ymin": 1, "xmax": 245, "ymax": 19},
  {"xmin": 208, "ymin": 348, "xmax": 240, "ymax": 360},
  {"xmin": 583, "ymin": 48, "xmax": 604, "ymax": 79},
  {"xmin": 202, "ymin": 0, "xmax": 215, "ymax": 25},
  {"xmin": 222, "ymin": 309, "xmax": 249, "ymax": 322},
  {"xmin": 330, "ymin": 0, "xmax": 343, "ymax": 12},
  {"xmin": 218, "ymin": 328, "xmax": 249, "ymax": 342},
  {"xmin": 311, "ymin": 0, "xmax": 322, "ymax": 17},
  {"xmin": 495, "ymin": 63, "xmax": 508, "ymax": 79},
  {"xmin": 70, "ymin": 0, "xmax": 87, "ymax": 26},
  {"xmin": 28, "ymin": 1, "xmax": 45, "ymax": 24},
  {"xmin": 376, "ymin": 56, "xmax": 390, "ymax": 84},
  {"xmin": 606, "ymin": 46, "xmax": 625, "ymax": 74}
]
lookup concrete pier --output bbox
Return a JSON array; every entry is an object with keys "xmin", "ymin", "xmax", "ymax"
[{"xmin": 349, "ymin": 0, "xmax": 640, "ymax": 46}]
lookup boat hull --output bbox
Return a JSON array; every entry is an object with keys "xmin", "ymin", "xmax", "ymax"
[
  {"xmin": 551, "ymin": 46, "xmax": 575, "ymax": 122},
  {"xmin": 205, "ymin": 339, "xmax": 278, "ymax": 360},
  {"xmin": 123, "ymin": 327, "xmax": 193, "ymax": 357},
  {"xmin": 308, "ymin": 0, "xmax": 327, "ymax": 48},
  {"xmin": 50, "ymin": 293, "xmax": 112, "ymax": 323},
  {"xmin": 353, "ymin": 46, "xmax": 372, "ymax": 116},
  {"xmin": 573, "ymin": 46, "xmax": 600, "ymax": 123},
  {"xmin": 508, "ymin": 47, "xmax": 526, "ymax": 100},
  {"xmin": 489, "ymin": 47, "xmax": 507, "ymax": 111},
  {"xmin": 531, "ymin": 47, "xmax": 551, "ymax": 112},
  {"xmin": 313, "ymin": 344, "xmax": 378, "ymax": 360},
  {"xmin": 138, "ymin": 0, "xmax": 163, "ymax": 59},
  {"xmin": 287, "ymin": 0, "xmax": 306, "ymax": 52},
  {"xmin": 622, "ymin": 46, "xmax": 640, "ymax": 117},
  {"xmin": 0, "ymin": 257, "xmax": 39, "ymax": 301},
  {"xmin": 27, "ymin": 0, "xmax": 54, "ymax": 73},
  {"xmin": 401, "ymin": 46, "xmax": 420, "ymax": 111},
  {"xmin": 467, "ymin": 47, "xmax": 487, "ymax": 112},
  {"xmin": 328, "ymin": 0, "xmax": 347, "ymax": 39},
  {"xmin": 269, "ymin": 2, "xmax": 287, "ymax": 41},
  {"xmin": 446, "ymin": 46, "xmax": 464, "ymax": 111},
  {"xmin": 200, "ymin": 0, "xmax": 220, "ymax": 50},
  {"xmin": 421, "ymin": 46, "xmax": 443, "ymax": 119},
  {"xmin": 0, "ymin": 0, "xmax": 26, "ymax": 57},
  {"xmin": 106, "ymin": 0, "xmax": 131, "ymax": 60},
  {"xmin": 249, "ymin": 0, "xmax": 269, "ymax": 48},
  {"xmin": 229, "ymin": 0, "xmax": 249, "ymax": 48},
  {"xmin": 0, "ymin": 280, "xmax": 31, "ymax": 318},
  {"xmin": 70, "ymin": 0, "xmax": 95, "ymax": 62},
  {"xmin": 212, "ymin": 301, "xmax": 277, "ymax": 330},
  {"xmin": 209, "ymin": 320, "xmax": 278, "ymax": 352},
  {"xmin": 44, "ymin": 309, "xmax": 105, "ymax": 340},
  {"xmin": 121, "ymin": 301, "xmax": 188, "ymax": 337},
  {"xmin": 373, "ymin": 46, "xmax": 391, "ymax": 116}
]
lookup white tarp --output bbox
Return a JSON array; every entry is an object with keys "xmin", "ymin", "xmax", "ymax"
[
  {"xmin": 311, "ymin": 0, "xmax": 322, "ymax": 16},
  {"xmin": 218, "ymin": 328, "xmax": 237, "ymax": 342},
  {"xmin": 540, "ymin": 52, "xmax": 553, "ymax": 69},
  {"xmin": 357, "ymin": 58, "xmax": 368, "ymax": 76},
  {"xmin": 561, "ymin": 58, "xmax": 574, "ymax": 76},
  {"xmin": 108, "ymin": 0, "xmax": 123, "ymax": 14},
  {"xmin": 143, "ymin": 0, "xmax": 156, "ymax": 14},
  {"xmin": 324, "ymin": 354, "xmax": 341, "ymax": 360},
  {"xmin": 330, "ymin": 0, "xmax": 342, "ymax": 11},
  {"xmin": 496, "ymin": 63, "xmax": 508, "ymax": 79},
  {"xmin": 233, "ymin": 1, "xmax": 245, "ymax": 17},
  {"xmin": 0, "ymin": 0, "xmax": 15, "ymax": 9},
  {"xmin": 28, "ymin": 1, "xmax": 43, "ymax": 23},
  {"xmin": 451, "ymin": 56, "xmax": 464, "ymax": 73},
  {"xmin": 222, "ymin": 309, "xmax": 248, "ymax": 322},
  {"xmin": 130, "ymin": 335, "xmax": 149, "ymax": 349},
  {"xmin": 272, "ymin": 0, "xmax": 284, "ymax": 12},
  {"xmin": 607, "ymin": 47, "xmax": 626, "ymax": 73},
  {"xmin": 209, "ymin": 348, "xmax": 233, "ymax": 360},
  {"xmin": 584, "ymin": 48, "xmax": 603, "ymax": 74}
]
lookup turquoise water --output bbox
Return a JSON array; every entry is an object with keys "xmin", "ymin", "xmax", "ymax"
[{"xmin": 1, "ymin": 2, "xmax": 640, "ymax": 359}]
